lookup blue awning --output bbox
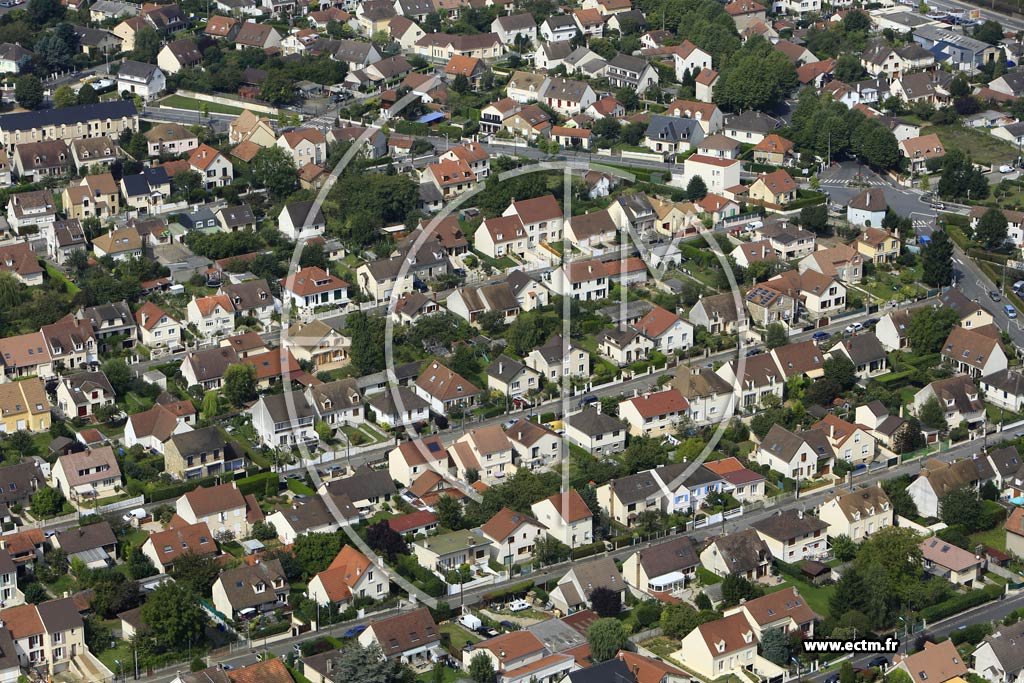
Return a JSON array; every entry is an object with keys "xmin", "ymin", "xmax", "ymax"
[{"xmin": 417, "ymin": 112, "xmax": 445, "ymax": 124}]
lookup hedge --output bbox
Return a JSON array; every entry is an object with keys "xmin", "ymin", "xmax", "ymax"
[
  {"xmin": 873, "ymin": 370, "xmax": 915, "ymax": 386},
  {"xmin": 147, "ymin": 475, "xmax": 217, "ymax": 502},
  {"xmin": 481, "ymin": 581, "xmax": 535, "ymax": 602},
  {"xmin": 571, "ymin": 541, "xmax": 605, "ymax": 560},
  {"xmin": 919, "ymin": 584, "xmax": 1001, "ymax": 622},
  {"xmin": 236, "ymin": 471, "xmax": 280, "ymax": 497}
]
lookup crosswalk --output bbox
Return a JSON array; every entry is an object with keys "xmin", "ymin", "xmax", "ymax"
[{"xmin": 818, "ymin": 177, "xmax": 889, "ymax": 187}]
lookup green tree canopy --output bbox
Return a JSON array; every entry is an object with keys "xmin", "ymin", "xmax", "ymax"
[
  {"xmin": 587, "ymin": 618, "xmax": 628, "ymax": 662},
  {"xmin": 906, "ymin": 306, "xmax": 960, "ymax": 354}
]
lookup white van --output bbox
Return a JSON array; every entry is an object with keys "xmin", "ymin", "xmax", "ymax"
[{"xmin": 457, "ymin": 614, "xmax": 482, "ymax": 631}]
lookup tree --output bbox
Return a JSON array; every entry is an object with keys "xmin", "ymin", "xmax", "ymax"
[
  {"xmin": 131, "ymin": 26, "xmax": 162, "ymax": 63},
  {"xmin": 833, "ymin": 53, "xmax": 864, "ymax": 83},
  {"xmin": 15, "ymin": 75, "xmax": 43, "ymax": 110},
  {"xmin": 27, "ymin": 0, "xmax": 63, "ymax": 24},
  {"xmin": 468, "ymin": 652, "xmax": 495, "ymax": 683},
  {"xmin": 9, "ymin": 430, "xmax": 36, "ymax": 457},
  {"xmin": 840, "ymin": 661, "xmax": 856, "ymax": 683},
  {"xmin": 201, "ymin": 390, "xmax": 219, "ymax": 420},
  {"xmin": 191, "ymin": 657, "xmax": 207, "ymax": 673},
  {"xmin": 294, "ymin": 532, "xmax": 344, "ymax": 577},
  {"xmin": 660, "ymin": 603, "xmax": 701, "ymax": 638},
  {"xmin": 452, "ymin": 73, "xmax": 470, "ymax": 93},
  {"xmin": 31, "ymin": 486, "xmax": 64, "ymax": 518},
  {"xmin": 799, "ymin": 205, "xmax": 829, "ymax": 235},
  {"xmin": 906, "ymin": 307, "xmax": 960, "ymax": 354},
  {"xmin": 716, "ymin": 37, "xmax": 797, "ymax": 112},
  {"xmin": 760, "ymin": 627, "xmax": 790, "ymax": 666},
  {"xmin": 587, "ymin": 618, "xmax": 628, "ymax": 662},
  {"xmin": 435, "ymin": 494, "xmax": 464, "ymax": 530},
  {"xmin": 918, "ymin": 395, "xmax": 947, "ymax": 431},
  {"xmin": 52, "ymin": 84, "xmax": 76, "ymax": 108},
  {"xmin": 222, "ymin": 363, "xmax": 257, "ymax": 407},
  {"xmin": 348, "ymin": 311, "xmax": 385, "ymax": 374},
  {"xmin": 722, "ymin": 574, "xmax": 763, "ymax": 606},
  {"xmin": 126, "ymin": 545, "xmax": 158, "ymax": 580},
  {"xmin": 589, "ymin": 586, "xmax": 622, "ymax": 617},
  {"xmin": 327, "ymin": 643, "xmax": 411, "ymax": 683},
  {"xmin": 260, "ymin": 73, "xmax": 297, "ymax": 105},
  {"xmin": 77, "ymin": 83, "xmax": 98, "ymax": 105},
  {"xmin": 881, "ymin": 477, "xmax": 919, "ymax": 518},
  {"xmin": 140, "ymin": 581, "xmax": 205, "ymax": 651},
  {"xmin": 23, "ymin": 583, "xmax": 48, "ymax": 604},
  {"xmin": 174, "ymin": 170, "xmax": 203, "ymax": 202},
  {"xmin": 250, "ymin": 520, "xmax": 277, "ymax": 541},
  {"xmin": 976, "ymin": 208, "xmax": 1009, "ymax": 250},
  {"xmin": 170, "ymin": 551, "xmax": 220, "ymax": 597},
  {"xmin": 101, "ymin": 358, "xmax": 132, "ymax": 396},
  {"xmin": 623, "ymin": 437, "xmax": 669, "ymax": 474},
  {"xmin": 533, "ymin": 535, "xmax": 570, "ymax": 565},
  {"xmin": 974, "ymin": 19, "xmax": 1004, "ymax": 44},
  {"xmin": 921, "ymin": 229, "xmax": 954, "ymax": 288},
  {"xmin": 940, "ymin": 485, "xmax": 983, "ymax": 531},
  {"xmin": 764, "ymin": 323, "xmax": 788, "ymax": 349},
  {"xmin": 250, "ymin": 146, "xmax": 298, "ymax": 199},
  {"xmin": 366, "ymin": 521, "xmax": 408, "ymax": 562},
  {"xmin": 831, "ymin": 534, "xmax": 857, "ymax": 561},
  {"xmin": 887, "ymin": 670, "xmax": 915, "ymax": 683},
  {"xmin": 938, "ymin": 151, "xmax": 988, "ymax": 202},
  {"xmin": 686, "ymin": 175, "xmax": 708, "ymax": 201}
]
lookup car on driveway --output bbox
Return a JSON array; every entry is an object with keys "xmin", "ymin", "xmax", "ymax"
[{"xmin": 1001, "ymin": 164, "xmax": 1015, "ymax": 173}]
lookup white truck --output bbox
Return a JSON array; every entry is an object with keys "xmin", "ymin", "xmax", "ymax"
[{"xmin": 457, "ymin": 613, "xmax": 482, "ymax": 631}]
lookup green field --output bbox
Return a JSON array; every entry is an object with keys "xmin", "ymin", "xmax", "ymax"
[
  {"xmin": 922, "ymin": 124, "xmax": 1018, "ymax": 167},
  {"xmin": 159, "ymin": 94, "xmax": 248, "ymax": 116}
]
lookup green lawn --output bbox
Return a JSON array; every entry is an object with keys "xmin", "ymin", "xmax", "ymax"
[
  {"xmin": 286, "ymin": 479, "xmax": 315, "ymax": 496},
  {"xmin": 159, "ymin": 94, "xmax": 247, "ymax": 116},
  {"xmin": 696, "ymin": 566, "xmax": 723, "ymax": 585},
  {"xmin": 125, "ymin": 391, "xmax": 154, "ymax": 413},
  {"xmin": 417, "ymin": 666, "xmax": 461, "ymax": 683},
  {"xmin": 987, "ymin": 403, "xmax": 1023, "ymax": 425},
  {"xmin": 970, "ymin": 526, "xmax": 1008, "ymax": 552},
  {"xmin": 923, "ymin": 124, "xmax": 1018, "ymax": 167},
  {"xmin": 439, "ymin": 622, "xmax": 481, "ymax": 658},
  {"xmin": 773, "ymin": 576, "xmax": 835, "ymax": 617},
  {"xmin": 96, "ymin": 639, "xmax": 132, "ymax": 674}
]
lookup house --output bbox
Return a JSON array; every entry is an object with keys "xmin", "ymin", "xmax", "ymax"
[
  {"xmin": 249, "ymin": 391, "xmax": 316, "ymax": 448},
  {"xmin": 450, "ymin": 425, "xmax": 514, "ymax": 484},
  {"xmin": 0, "ymin": 380, "xmax": 49, "ymax": 434},
  {"xmin": 135, "ymin": 301, "xmax": 181, "ymax": 348},
  {"xmin": 621, "ymin": 535, "xmax": 699, "ymax": 598},
  {"xmin": 525, "ymin": 334, "xmax": 590, "ymax": 381},
  {"xmin": 6, "ymin": 190, "xmax": 57, "ymax": 232},
  {"xmin": 44, "ymin": 220, "xmax": 86, "ymax": 267},
  {"xmin": 189, "ymin": 144, "xmax": 233, "ymax": 189},
  {"xmin": 892, "ymin": 640, "xmax": 968, "ymax": 683},
  {"xmin": 70, "ymin": 137, "xmax": 119, "ymax": 172},
  {"xmin": 357, "ymin": 608, "xmax": 442, "ymax": 665},
  {"xmin": 177, "ymin": 481, "xmax": 260, "ymax": 539},
  {"xmin": 766, "ymin": 269, "xmax": 846, "ymax": 319},
  {"xmin": 0, "ymin": 598, "xmax": 84, "ymax": 675},
  {"xmin": 754, "ymin": 424, "xmax": 834, "ymax": 481},
  {"xmin": 277, "ymin": 129, "xmax": 327, "ymax": 168},
  {"xmin": 165, "ymin": 427, "xmax": 245, "ymax": 481},
  {"xmin": 281, "ymin": 266, "xmax": 349, "ymax": 314},
  {"xmin": 744, "ymin": 282, "xmax": 798, "ymax": 327},
  {"xmin": 542, "ymin": 77, "xmax": 597, "ymax": 116},
  {"xmin": 981, "ymin": 369, "xmax": 1024, "ymax": 413},
  {"xmin": 541, "ymin": 15, "xmax": 578, "ymax": 42},
  {"xmin": 307, "ymin": 546, "xmax": 388, "ymax": 607},
  {"xmin": 643, "ymin": 115, "xmax": 704, "ymax": 156},
  {"xmin": 366, "ymin": 387, "xmax": 430, "ymax": 429},
  {"xmin": 263, "ymin": 496, "xmax": 336, "ymax": 545},
  {"xmin": 723, "ymin": 111, "xmax": 779, "ymax": 145},
  {"xmin": 856, "ymin": 228, "xmax": 901, "ymax": 264},
  {"xmin": 678, "ymin": 613, "xmax": 758, "ymax": 679},
  {"xmin": 635, "ymin": 305, "xmax": 693, "ymax": 355},
  {"xmin": 415, "ymin": 361, "xmax": 482, "ymax": 414},
  {"xmin": 492, "ymin": 13, "xmax": 537, "ymax": 45},
  {"xmin": 93, "ymin": 227, "xmax": 143, "ymax": 262},
  {"xmin": 700, "ymin": 529, "xmax": 771, "ymax": 580},
  {"xmin": 752, "ymin": 134, "xmax": 795, "ymax": 166},
  {"xmin": 234, "ymin": 21, "xmax": 282, "ymax": 50},
  {"xmin": 606, "ymin": 53, "xmax": 658, "ymax": 95},
  {"xmin": 413, "ymin": 526, "xmax": 491, "ymax": 571},
  {"xmin": 695, "ymin": 68, "xmax": 718, "ymax": 102},
  {"xmin": 0, "ymin": 243, "xmax": 41, "ymax": 287},
  {"xmin": 51, "ymin": 446, "xmax": 120, "ymax": 502},
  {"xmin": 221, "ymin": 279, "xmax": 276, "ymax": 327},
  {"xmin": 116, "ymin": 61, "xmax": 166, "ymax": 101},
  {"xmin": 828, "ymin": 334, "xmax": 889, "ymax": 379},
  {"xmin": 716, "ymin": 354, "xmax": 784, "ymax": 410},
  {"xmin": 907, "ymin": 457, "xmax": 982, "ymax": 518},
  {"xmin": 229, "ymin": 110, "xmax": 276, "ymax": 147},
  {"xmin": 120, "ymin": 168, "xmax": 170, "ymax": 213},
  {"xmin": 565, "ymin": 407, "xmax": 627, "ymax": 456},
  {"xmin": 144, "ymin": 123, "xmax": 199, "ymax": 157},
  {"xmin": 939, "ymin": 288, "xmax": 995, "ymax": 330},
  {"xmin": 672, "ymin": 367, "xmax": 735, "ymax": 428},
  {"xmin": 598, "ymin": 328, "xmax": 655, "ymax": 367},
  {"xmin": 124, "ymin": 401, "xmax": 193, "ymax": 453},
  {"xmin": 141, "ymin": 520, "xmax": 217, "ymax": 572},
  {"xmin": 157, "ymin": 38, "xmax": 203, "ymax": 74},
  {"xmin": 818, "ymin": 485, "xmax": 893, "ymax": 541},
  {"xmin": 940, "ymin": 325, "xmax": 1006, "ymax": 378},
  {"xmin": 531, "ymin": 490, "xmax": 593, "ymax": 548},
  {"xmin": 875, "ymin": 309, "xmax": 911, "ymax": 352},
  {"xmin": 212, "ymin": 559, "xmax": 288, "ymax": 620},
  {"xmin": 486, "ymin": 356, "xmax": 540, "ymax": 403},
  {"xmin": 725, "ymin": 587, "xmax": 817, "ymax": 638},
  {"xmin": 286, "ymin": 320, "xmax": 350, "ymax": 373},
  {"xmin": 914, "ymin": 374, "xmax": 986, "ymax": 433},
  {"xmin": 388, "ymin": 437, "xmax": 449, "ymax": 487},
  {"xmin": 422, "ymin": 159, "xmax": 477, "ymax": 199},
  {"xmin": 812, "ymin": 413, "xmax": 877, "ymax": 467},
  {"xmin": 920, "ymin": 538, "xmax": 982, "ymax": 586},
  {"xmin": 186, "ymin": 294, "xmax": 234, "ymax": 340},
  {"xmin": 448, "ymin": 282, "xmax": 521, "ymax": 326},
  {"xmin": 748, "ymin": 170, "xmax": 798, "ymax": 207},
  {"xmin": 0, "ymin": 43, "xmax": 31, "ymax": 74},
  {"xmin": 751, "ymin": 509, "xmax": 829, "ymax": 562},
  {"xmin": 481, "ymin": 507, "xmax": 547, "ymax": 566},
  {"xmin": 971, "ymin": 621, "xmax": 1024, "ymax": 683},
  {"xmin": 704, "ymin": 457, "xmax": 765, "ymax": 502},
  {"xmin": 666, "ymin": 100, "xmax": 723, "ymax": 135},
  {"xmin": 0, "ymin": 100, "xmax": 138, "ymax": 155},
  {"xmin": 899, "ymin": 134, "xmax": 945, "ymax": 173},
  {"xmin": 305, "ymin": 378, "xmax": 361, "ymax": 428},
  {"xmin": 55, "ymin": 371, "xmax": 115, "ymax": 421},
  {"xmin": 689, "ymin": 292, "xmax": 748, "ymax": 335},
  {"xmin": 52, "ymin": 522, "xmax": 118, "ymax": 568},
  {"xmin": 619, "ymin": 389, "xmax": 688, "ymax": 438},
  {"xmin": 847, "ymin": 188, "xmax": 888, "ymax": 227},
  {"xmin": 550, "ymin": 555, "xmax": 624, "ymax": 614}
]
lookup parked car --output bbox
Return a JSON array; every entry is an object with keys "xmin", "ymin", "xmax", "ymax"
[
  {"xmin": 863, "ymin": 318, "xmax": 879, "ymax": 327},
  {"xmin": 499, "ymin": 620, "xmax": 518, "ymax": 631},
  {"xmin": 1006, "ymin": 304, "xmax": 1018, "ymax": 319},
  {"xmin": 867, "ymin": 657, "xmax": 889, "ymax": 668},
  {"xmin": 342, "ymin": 625, "xmax": 367, "ymax": 638},
  {"xmin": 1001, "ymin": 164, "xmax": 1014, "ymax": 173},
  {"xmin": 812, "ymin": 331, "xmax": 831, "ymax": 342},
  {"xmin": 844, "ymin": 322, "xmax": 863, "ymax": 333},
  {"xmin": 507, "ymin": 600, "xmax": 530, "ymax": 612}
]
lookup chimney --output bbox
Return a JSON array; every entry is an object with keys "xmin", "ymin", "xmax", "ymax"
[
  {"xmin": 797, "ymin": 508, "xmax": 804, "ymax": 519},
  {"xmin": 498, "ymin": 361, "xmax": 504, "ymax": 375}
]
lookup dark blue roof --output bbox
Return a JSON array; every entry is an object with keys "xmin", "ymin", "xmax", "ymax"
[
  {"xmin": 0, "ymin": 100, "xmax": 136, "ymax": 132},
  {"xmin": 121, "ymin": 173, "xmax": 150, "ymax": 197},
  {"xmin": 143, "ymin": 166, "xmax": 169, "ymax": 185}
]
